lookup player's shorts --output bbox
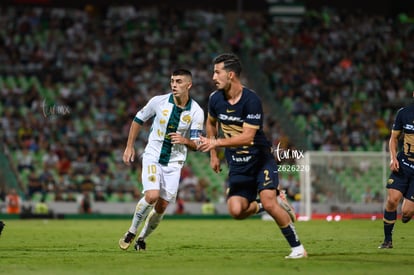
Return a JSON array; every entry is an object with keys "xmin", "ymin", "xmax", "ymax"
[
  {"xmin": 387, "ymin": 152, "xmax": 414, "ymax": 202},
  {"xmin": 141, "ymin": 157, "xmax": 181, "ymax": 203},
  {"xmin": 226, "ymin": 149, "xmax": 279, "ymax": 202}
]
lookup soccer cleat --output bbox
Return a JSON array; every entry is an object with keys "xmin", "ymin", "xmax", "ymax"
[
  {"xmin": 119, "ymin": 231, "xmax": 136, "ymax": 250},
  {"xmin": 277, "ymin": 190, "xmax": 296, "ymax": 222},
  {"xmin": 134, "ymin": 237, "xmax": 146, "ymax": 251},
  {"xmin": 402, "ymin": 215, "xmax": 412, "ymax": 223},
  {"xmin": 378, "ymin": 241, "xmax": 393, "ymax": 249},
  {"xmin": 285, "ymin": 249, "xmax": 308, "ymax": 259}
]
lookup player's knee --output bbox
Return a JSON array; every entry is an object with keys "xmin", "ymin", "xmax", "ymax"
[
  {"xmin": 261, "ymin": 198, "xmax": 276, "ymax": 212},
  {"xmin": 385, "ymin": 197, "xmax": 400, "ymax": 209},
  {"xmin": 230, "ymin": 212, "xmax": 245, "ymax": 220},
  {"xmin": 144, "ymin": 191, "xmax": 160, "ymax": 204},
  {"xmin": 228, "ymin": 207, "xmax": 245, "ymax": 219}
]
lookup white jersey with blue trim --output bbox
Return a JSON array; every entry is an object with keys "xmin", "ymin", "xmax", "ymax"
[{"xmin": 134, "ymin": 93, "xmax": 204, "ymax": 167}]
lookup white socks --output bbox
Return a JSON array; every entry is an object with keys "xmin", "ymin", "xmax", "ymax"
[
  {"xmin": 128, "ymin": 197, "xmax": 153, "ymax": 234},
  {"xmin": 139, "ymin": 208, "xmax": 164, "ymax": 239}
]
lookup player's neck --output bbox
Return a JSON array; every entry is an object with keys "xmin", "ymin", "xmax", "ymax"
[
  {"xmin": 225, "ymin": 83, "xmax": 243, "ymax": 105},
  {"xmin": 173, "ymin": 95, "xmax": 189, "ymax": 108}
]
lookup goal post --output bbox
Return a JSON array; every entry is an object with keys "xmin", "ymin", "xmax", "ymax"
[{"xmin": 298, "ymin": 151, "xmax": 389, "ymax": 220}]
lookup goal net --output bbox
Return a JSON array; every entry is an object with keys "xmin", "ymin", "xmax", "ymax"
[{"xmin": 297, "ymin": 151, "xmax": 389, "ymax": 220}]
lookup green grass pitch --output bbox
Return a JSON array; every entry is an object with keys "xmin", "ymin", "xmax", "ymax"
[{"xmin": 0, "ymin": 217, "xmax": 413, "ymax": 275}]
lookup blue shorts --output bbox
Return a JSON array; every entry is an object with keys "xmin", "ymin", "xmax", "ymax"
[
  {"xmin": 387, "ymin": 153, "xmax": 414, "ymax": 202},
  {"xmin": 226, "ymin": 150, "xmax": 279, "ymax": 202}
]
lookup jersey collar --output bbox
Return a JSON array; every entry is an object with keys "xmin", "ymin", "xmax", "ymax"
[{"xmin": 169, "ymin": 94, "xmax": 192, "ymax": 110}]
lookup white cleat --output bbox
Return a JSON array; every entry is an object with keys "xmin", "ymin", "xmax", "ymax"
[
  {"xmin": 119, "ymin": 231, "xmax": 136, "ymax": 250},
  {"xmin": 285, "ymin": 249, "xmax": 308, "ymax": 259}
]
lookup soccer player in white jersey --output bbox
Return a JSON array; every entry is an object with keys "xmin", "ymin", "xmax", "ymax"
[{"xmin": 119, "ymin": 69, "xmax": 204, "ymax": 251}]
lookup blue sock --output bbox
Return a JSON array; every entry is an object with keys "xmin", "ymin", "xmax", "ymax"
[
  {"xmin": 281, "ymin": 223, "xmax": 301, "ymax": 248},
  {"xmin": 383, "ymin": 210, "xmax": 396, "ymax": 242}
]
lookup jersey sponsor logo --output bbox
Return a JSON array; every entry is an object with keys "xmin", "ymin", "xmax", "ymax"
[
  {"xmin": 218, "ymin": 114, "xmax": 243, "ymax": 122},
  {"xmin": 404, "ymin": 124, "xmax": 414, "ymax": 130},
  {"xmin": 226, "ymin": 109, "xmax": 236, "ymax": 113},
  {"xmin": 246, "ymin": 113, "xmax": 261, "ymax": 119},
  {"xmin": 231, "ymin": 155, "xmax": 252, "ymax": 163},
  {"xmin": 162, "ymin": 109, "xmax": 169, "ymax": 116},
  {"xmin": 159, "ymin": 119, "xmax": 166, "ymax": 125},
  {"xmin": 387, "ymin": 179, "xmax": 394, "ymax": 185}
]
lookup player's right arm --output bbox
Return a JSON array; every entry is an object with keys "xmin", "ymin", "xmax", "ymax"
[
  {"xmin": 123, "ymin": 121, "xmax": 142, "ymax": 165},
  {"xmin": 205, "ymin": 114, "xmax": 221, "ymax": 173},
  {"xmin": 123, "ymin": 96, "xmax": 158, "ymax": 165},
  {"xmin": 389, "ymin": 130, "xmax": 401, "ymax": 172}
]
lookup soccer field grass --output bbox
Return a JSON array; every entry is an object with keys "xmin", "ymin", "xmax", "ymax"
[{"xmin": 0, "ymin": 217, "xmax": 413, "ymax": 275}]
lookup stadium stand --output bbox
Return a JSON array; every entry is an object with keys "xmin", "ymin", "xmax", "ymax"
[{"xmin": 0, "ymin": 2, "xmax": 413, "ymax": 212}]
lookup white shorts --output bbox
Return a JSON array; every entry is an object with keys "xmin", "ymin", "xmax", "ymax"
[{"xmin": 141, "ymin": 158, "xmax": 181, "ymax": 203}]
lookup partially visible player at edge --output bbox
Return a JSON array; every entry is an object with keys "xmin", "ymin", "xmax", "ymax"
[
  {"xmin": 119, "ymin": 69, "xmax": 204, "ymax": 251},
  {"xmin": 0, "ymin": 220, "xmax": 5, "ymax": 236},
  {"xmin": 197, "ymin": 53, "xmax": 307, "ymax": 259},
  {"xmin": 379, "ymin": 91, "xmax": 414, "ymax": 249}
]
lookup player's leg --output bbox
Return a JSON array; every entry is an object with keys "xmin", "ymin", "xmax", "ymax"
[
  {"xmin": 379, "ymin": 167, "xmax": 406, "ymax": 249},
  {"xmin": 258, "ymin": 155, "xmax": 306, "ymax": 259},
  {"xmin": 401, "ymin": 179, "xmax": 414, "ymax": 223},
  {"xmin": 0, "ymin": 220, "xmax": 5, "ymax": 236},
  {"xmin": 401, "ymin": 199, "xmax": 414, "ymax": 223},
  {"xmin": 135, "ymin": 165, "xmax": 181, "ymax": 250},
  {"xmin": 227, "ymin": 195, "xmax": 256, "ymax": 219},
  {"xmin": 119, "ymin": 190, "xmax": 158, "ymax": 250},
  {"xmin": 379, "ymin": 188, "xmax": 401, "ymax": 247},
  {"xmin": 135, "ymin": 198, "xmax": 168, "ymax": 250},
  {"xmin": 256, "ymin": 189, "xmax": 296, "ymax": 222},
  {"xmin": 259, "ymin": 189, "xmax": 307, "ymax": 259},
  {"xmin": 276, "ymin": 189, "xmax": 296, "ymax": 222},
  {"xmin": 119, "ymin": 160, "xmax": 161, "ymax": 250}
]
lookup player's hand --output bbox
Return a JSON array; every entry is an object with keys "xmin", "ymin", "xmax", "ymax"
[
  {"xmin": 210, "ymin": 155, "xmax": 221, "ymax": 173},
  {"xmin": 169, "ymin": 132, "xmax": 185, "ymax": 145},
  {"xmin": 123, "ymin": 147, "xmax": 135, "ymax": 165},
  {"xmin": 197, "ymin": 135, "xmax": 217, "ymax": 152},
  {"xmin": 389, "ymin": 157, "xmax": 399, "ymax": 172}
]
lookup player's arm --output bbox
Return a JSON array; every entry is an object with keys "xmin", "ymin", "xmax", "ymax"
[
  {"xmin": 205, "ymin": 114, "xmax": 221, "ymax": 173},
  {"xmin": 388, "ymin": 130, "xmax": 401, "ymax": 172},
  {"xmin": 169, "ymin": 132, "xmax": 198, "ymax": 151},
  {"xmin": 199, "ymin": 121, "xmax": 257, "ymax": 152},
  {"xmin": 216, "ymin": 124, "xmax": 257, "ymax": 147},
  {"xmin": 124, "ymin": 97, "xmax": 157, "ymax": 164},
  {"xmin": 179, "ymin": 107, "xmax": 205, "ymax": 151},
  {"xmin": 123, "ymin": 119, "xmax": 142, "ymax": 165}
]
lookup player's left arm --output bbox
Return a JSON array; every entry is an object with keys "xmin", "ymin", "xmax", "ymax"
[
  {"xmin": 169, "ymin": 132, "xmax": 198, "ymax": 150},
  {"xmin": 170, "ymin": 107, "xmax": 205, "ymax": 151}
]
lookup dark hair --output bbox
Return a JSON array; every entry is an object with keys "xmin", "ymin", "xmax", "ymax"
[
  {"xmin": 172, "ymin": 68, "xmax": 192, "ymax": 79},
  {"xmin": 213, "ymin": 53, "xmax": 242, "ymax": 77}
]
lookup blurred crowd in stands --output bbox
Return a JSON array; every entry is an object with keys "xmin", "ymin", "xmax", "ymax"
[
  {"xmin": 0, "ymin": 4, "xmax": 413, "ymax": 210},
  {"xmin": 232, "ymin": 10, "xmax": 414, "ymax": 151}
]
